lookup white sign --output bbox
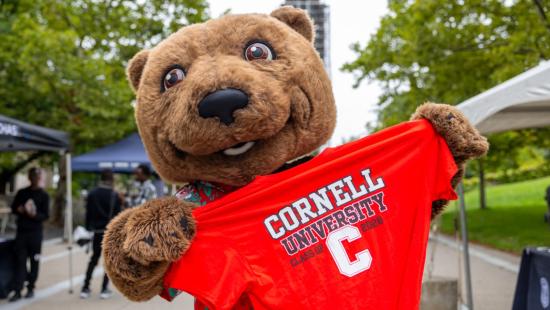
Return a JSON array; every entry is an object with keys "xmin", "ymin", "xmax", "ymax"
[
  {"xmin": 541, "ymin": 276, "xmax": 549, "ymax": 309},
  {"xmin": 0, "ymin": 122, "xmax": 19, "ymax": 137}
]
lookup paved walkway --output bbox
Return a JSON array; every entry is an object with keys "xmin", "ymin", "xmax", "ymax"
[
  {"xmin": 424, "ymin": 234, "xmax": 520, "ymax": 310},
  {"xmin": 0, "ymin": 234, "xmax": 520, "ymax": 310}
]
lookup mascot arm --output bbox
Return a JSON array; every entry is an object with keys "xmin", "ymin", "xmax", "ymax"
[
  {"xmin": 410, "ymin": 103, "xmax": 489, "ymax": 217},
  {"xmin": 103, "ymin": 197, "xmax": 196, "ymax": 301}
]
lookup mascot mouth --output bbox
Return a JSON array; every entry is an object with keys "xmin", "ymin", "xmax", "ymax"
[
  {"xmin": 169, "ymin": 140, "xmax": 257, "ymax": 158},
  {"xmin": 222, "ymin": 141, "xmax": 256, "ymax": 156},
  {"xmin": 166, "ymin": 110, "xmax": 292, "ymax": 160},
  {"xmin": 169, "ymin": 141, "xmax": 188, "ymax": 159}
]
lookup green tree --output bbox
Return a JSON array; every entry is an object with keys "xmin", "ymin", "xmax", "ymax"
[
  {"xmin": 0, "ymin": 0, "xmax": 209, "ymax": 222},
  {"xmin": 344, "ymin": 0, "xmax": 550, "ymax": 186}
]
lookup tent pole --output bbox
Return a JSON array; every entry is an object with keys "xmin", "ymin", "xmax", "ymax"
[
  {"xmin": 458, "ymin": 182, "xmax": 473, "ymax": 309},
  {"xmin": 66, "ymin": 152, "xmax": 74, "ymax": 294}
]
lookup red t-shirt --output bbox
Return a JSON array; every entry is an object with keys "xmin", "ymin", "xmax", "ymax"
[{"xmin": 162, "ymin": 119, "xmax": 458, "ymax": 310}]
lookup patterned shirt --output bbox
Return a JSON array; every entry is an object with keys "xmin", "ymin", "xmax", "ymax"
[
  {"xmin": 162, "ymin": 181, "xmax": 238, "ymax": 308},
  {"xmin": 175, "ymin": 181, "xmax": 236, "ymax": 207},
  {"xmin": 127, "ymin": 179, "xmax": 157, "ymax": 207}
]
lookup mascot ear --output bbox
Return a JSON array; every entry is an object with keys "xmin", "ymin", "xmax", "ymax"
[
  {"xmin": 127, "ymin": 50, "xmax": 149, "ymax": 92},
  {"xmin": 271, "ymin": 6, "xmax": 315, "ymax": 43}
]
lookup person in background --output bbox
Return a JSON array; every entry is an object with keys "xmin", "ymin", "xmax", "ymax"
[
  {"xmin": 80, "ymin": 169, "xmax": 122, "ymax": 299},
  {"xmin": 126, "ymin": 164, "xmax": 157, "ymax": 208},
  {"xmin": 9, "ymin": 167, "xmax": 49, "ymax": 302}
]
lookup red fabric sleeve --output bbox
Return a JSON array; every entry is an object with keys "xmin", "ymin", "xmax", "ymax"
[
  {"xmin": 162, "ymin": 235, "xmax": 254, "ymax": 310},
  {"xmin": 432, "ymin": 135, "xmax": 458, "ymax": 201}
]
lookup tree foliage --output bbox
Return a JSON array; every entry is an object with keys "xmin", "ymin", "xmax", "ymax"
[
  {"xmin": 0, "ymin": 0, "xmax": 209, "ymax": 163},
  {"xmin": 344, "ymin": 0, "xmax": 550, "ymax": 177},
  {"xmin": 0, "ymin": 0, "xmax": 209, "ymax": 222}
]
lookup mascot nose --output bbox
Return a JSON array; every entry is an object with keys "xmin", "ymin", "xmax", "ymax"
[{"xmin": 198, "ymin": 88, "xmax": 249, "ymax": 125}]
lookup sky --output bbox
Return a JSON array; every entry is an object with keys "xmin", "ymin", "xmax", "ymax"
[{"xmin": 208, "ymin": 1, "xmax": 389, "ymax": 145}]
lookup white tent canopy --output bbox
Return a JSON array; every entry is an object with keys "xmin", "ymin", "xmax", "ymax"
[
  {"xmin": 458, "ymin": 61, "xmax": 550, "ymax": 133},
  {"xmin": 454, "ymin": 61, "xmax": 550, "ymax": 309}
]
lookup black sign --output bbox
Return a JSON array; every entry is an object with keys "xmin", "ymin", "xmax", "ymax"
[
  {"xmin": 0, "ymin": 239, "xmax": 15, "ymax": 299},
  {"xmin": 0, "ymin": 114, "xmax": 69, "ymax": 152},
  {"xmin": 513, "ymin": 247, "xmax": 550, "ymax": 310}
]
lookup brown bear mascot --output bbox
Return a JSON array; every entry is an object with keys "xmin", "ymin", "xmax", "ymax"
[{"xmin": 103, "ymin": 6, "xmax": 488, "ymax": 305}]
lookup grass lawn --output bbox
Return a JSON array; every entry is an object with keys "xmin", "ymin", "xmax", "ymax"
[{"xmin": 439, "ymin": 176, "xmax": 550, "ymax": 254}]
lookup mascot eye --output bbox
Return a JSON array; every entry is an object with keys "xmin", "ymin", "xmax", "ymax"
[
  {"xmin": 244, "ymin": 42, "xmax": 275, "ymax": 61},
  {"xmin": 163, "ymin": 67, "xmax": 185, "ymax": 90}
]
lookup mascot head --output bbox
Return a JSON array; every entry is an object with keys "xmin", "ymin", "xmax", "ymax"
[{"xmin": 127, "ymin": 7, "xmax": 336, "ymax": 186}]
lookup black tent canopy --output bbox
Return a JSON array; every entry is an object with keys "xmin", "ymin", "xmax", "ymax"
[
  {"xmin": 0, "ymin": 114, "xmax": 69, "ymax": 152},
  {"xmin": 0, "ymin": 113, "xmax": 75, "ymax": 292}
]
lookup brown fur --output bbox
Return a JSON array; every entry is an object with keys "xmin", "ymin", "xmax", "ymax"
[
  {"xmin": 270, "ymin": 6, "xmax": 315, "ymax": 42},
  {"xmin": 103, "ymin": 197, "xmax": 195, "ymax": 301},
  {"xmin": 127, "ymin": 50, "xmax": 149, "ymax": 91},
  {"xmin": 411, "ymin": 102, "xmax": 489, "ymax": 217},
  {"xmin": 130, "ymin": 9, "xmax": 335, "ymax": 187},
  {"xmin": 104, "ymin": 7, "xmax": 488, "ymax": 301}
]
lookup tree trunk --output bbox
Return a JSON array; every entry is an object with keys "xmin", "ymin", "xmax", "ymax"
[
  {"xmin": 0, "ymin": 152, "xmax": 46, "ymax": 194},
  {"xmin": 479, "ymin": 158, "xmax": 487, "ymax": 209},
  {"xmin": 0, "ymin": 173, "xmax": 12, "ymax": 195}
]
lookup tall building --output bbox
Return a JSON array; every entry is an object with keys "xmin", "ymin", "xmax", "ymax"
[{"xmin": 282, "ymin": 0, "xmax": 331, "ymax": 76}]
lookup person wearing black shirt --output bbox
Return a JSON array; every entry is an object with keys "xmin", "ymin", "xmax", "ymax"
[
  {"xmin": 80, "ymin": 169, "xmax": 122, "ymax": 299},
  {"xmin": 9, "ymin": 167, "xmax": 49, "ymax": 302}
]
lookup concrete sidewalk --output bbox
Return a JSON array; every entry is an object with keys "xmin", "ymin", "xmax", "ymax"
[
  {"xmin": 0, "ymin": 235, "xmax": 520, "ymax": 310},
  {"xmin": 424, "ymin": 234, "xmax": 520, "ymax": 309},
  {"xmin": 0, "ymin": 238, "xmax": 195, "ymax": 310}
]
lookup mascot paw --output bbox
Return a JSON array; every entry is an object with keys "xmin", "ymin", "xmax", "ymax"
[
  {"xmin": 122, "ymin": 197, "xmax": 196, "ymax": 265},
  {"xmin": 411, "ymin": 102, "xmax": 489, "ymax": 163}
]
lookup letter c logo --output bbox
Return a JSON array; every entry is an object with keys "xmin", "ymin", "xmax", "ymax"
[{"xmin": 326, "ymin": 225, "xmax": 372, "ymax": 277}]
